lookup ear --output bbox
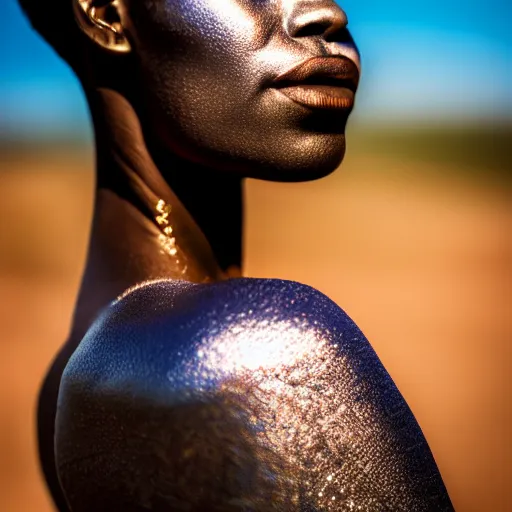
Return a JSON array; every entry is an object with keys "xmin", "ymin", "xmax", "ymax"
[{"xmin": 73, "ymin": 0, "xmax": 131, "ymax": 53}]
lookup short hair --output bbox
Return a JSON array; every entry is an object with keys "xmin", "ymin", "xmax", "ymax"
[{"xmin": 18, "ymin": 0, "xmax": 83, "ymax": 72}]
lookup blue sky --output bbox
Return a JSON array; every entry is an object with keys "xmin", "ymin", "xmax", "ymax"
[{"xmin": 1, "ymin": 0, "xmax": 510, "ymax": 137}]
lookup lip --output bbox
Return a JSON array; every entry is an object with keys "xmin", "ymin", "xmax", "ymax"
[{"xmin": 272, "ymin": 56, "xmax": 359, "ymax": 111}]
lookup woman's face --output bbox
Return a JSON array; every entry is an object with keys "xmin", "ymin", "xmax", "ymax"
[{"xmin": 122, "ymin": 0, "xmax": 360, "ymax": 180}]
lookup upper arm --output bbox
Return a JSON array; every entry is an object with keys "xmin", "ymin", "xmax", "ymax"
[{"xmin": 55, "ymin": 278, "xmax": 453, "ymax": 511}]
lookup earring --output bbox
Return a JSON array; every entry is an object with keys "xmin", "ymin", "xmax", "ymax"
[
  {"xmin": 74, "ymin": 0, "xmax": 131, "ymax": 53},
  {"xmin": 88, "ymin": 6, "xmax": 120, "ymax": 34}
]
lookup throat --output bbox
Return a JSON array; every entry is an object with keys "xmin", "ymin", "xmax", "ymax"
[
  {"xmin": 72, "ymin": 87, "xmax": 245, "ymax": 340},
  {"xmin": 163, "ymin": 169, "xmax": 244, "ymax": 276}
]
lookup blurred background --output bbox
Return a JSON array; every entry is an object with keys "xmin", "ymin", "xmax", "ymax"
[{"xmin": 0, "ymin": 0, "xmax": 510, "ymax": 510}]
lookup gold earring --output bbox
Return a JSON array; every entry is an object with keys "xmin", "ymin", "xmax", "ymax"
[
  {"xmin": 74, "ymin": 0, "xmax": 131, "ymax": 53},
  {"xmin": 88, "ymin": 6, "xmax": 119, "ymax": 34}
]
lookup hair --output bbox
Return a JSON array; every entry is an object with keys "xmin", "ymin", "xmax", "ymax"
[{"xmin": 18, "ymin": 0, "xmax": 84, "ymax": 72}]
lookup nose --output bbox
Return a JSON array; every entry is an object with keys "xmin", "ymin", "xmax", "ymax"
[{"xmin": 284, "ymin": 0, "xmax": 349, "ymax": 41}]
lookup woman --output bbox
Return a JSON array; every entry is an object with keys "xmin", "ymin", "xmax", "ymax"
[{"xmin": 20, "ymin": 0, "xmax": 453, "ymax": 510}]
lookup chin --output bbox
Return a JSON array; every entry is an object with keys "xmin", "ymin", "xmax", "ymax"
[{"xmin": 243, "ymin": 131, "xmax": 347, "ymax": 183}]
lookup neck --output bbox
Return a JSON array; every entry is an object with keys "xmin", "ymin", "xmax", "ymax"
[{"xmin": 71, "ymin": 87, "xmax": 244, "ymax": 339}]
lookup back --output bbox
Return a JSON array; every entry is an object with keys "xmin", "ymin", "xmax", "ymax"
[{"xmin": 55, "ymin": 278, "xmax": 453, "ymax": 511}]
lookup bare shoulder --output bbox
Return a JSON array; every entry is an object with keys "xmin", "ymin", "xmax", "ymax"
[
  {"xmin": 56, "ymin": 278, "xmax": 453, "ymax": 511},
  {"xmin": 90, "ymin": 276, "xmax": 353, "ymax": 333},
  {"xmin": 61, "ymin": 277, "xmax": 371, "ymax": 388}
]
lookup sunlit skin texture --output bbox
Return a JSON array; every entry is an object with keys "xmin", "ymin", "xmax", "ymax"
[
  {"xmin": 124, "ymin": 0, "xmax": 361, "ymax": 179},
  {"xmin": 16, "ymin": 0, "xmax": 455, "ymax": 510},
  {"xmin": 57, "ymin": 279, "xmax": 453, "ymax": 511}
]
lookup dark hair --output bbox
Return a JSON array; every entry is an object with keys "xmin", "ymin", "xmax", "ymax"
[{"xmin": 18, "ymin": 0, "xmax": 83, "ymax": 72}]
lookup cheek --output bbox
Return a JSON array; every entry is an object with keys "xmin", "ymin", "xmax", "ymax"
[
  {"xmin": 126, "ymin": 0, "xmax": 271, "ymax": 58},
  {"xmin": 126, "ymin": 2, "xmax": 277, "ymax": 147},
  {"xmin": 126, "ymin": 1, "xmax": 271, "ymax": 111}
]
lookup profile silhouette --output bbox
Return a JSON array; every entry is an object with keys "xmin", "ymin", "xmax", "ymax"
[{"xmin": 19, "ymin": 1, "xmax": 453, "ymax": 510}]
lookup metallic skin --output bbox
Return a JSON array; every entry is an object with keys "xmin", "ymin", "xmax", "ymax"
[
  {"xmin": 123, "ymin": 0, "xmax": 361, "ymax": 179},
  {"xmin": 56, "ymin": 279, "xmax": 453, "ymax": 511},
  {"xmin": 16, "ymin": 0, "xmax": 454, "ymax": 510}
]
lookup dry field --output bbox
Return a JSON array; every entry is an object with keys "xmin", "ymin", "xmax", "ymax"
[{"xmin": 0, "ymin": 147, "xmax": 509, "ymax": 511}]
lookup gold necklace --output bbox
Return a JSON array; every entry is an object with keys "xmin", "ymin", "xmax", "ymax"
[
  {"xmin": 155, "ymin": 198, "xmax": 239, "ymax": 281},
  {"xmin": 155, "ymin": 199, "xmax": 178, "ymax": 258}
]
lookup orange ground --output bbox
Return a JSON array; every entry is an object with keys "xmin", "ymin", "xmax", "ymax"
[{"xmin": 0, "ymin": 149, "xmax": 510, "ymax": 511}]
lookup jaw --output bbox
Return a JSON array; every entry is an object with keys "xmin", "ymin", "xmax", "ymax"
[
  {"xmin": 246, "ymin": 133, "xmax": 347, "ymax": 182},
  {"xmin": 148, "ymin": 114, "xmax": 348, "ymax": 182},
  {"xmin": 140, "ymin": 78, "xmax": 351, "ymax": 183}
]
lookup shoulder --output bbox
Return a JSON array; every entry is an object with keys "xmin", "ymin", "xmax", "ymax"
[
  {"xmin": 56, "ymin": 278, "xmax": 371, "ymax": 504},
  {"xmin": 89, "ymin": 276, "xmax": 358, "ymax": 339},
  {"xmin": 62, "ymin": 277, "xmax": 368, "ymax": 387},
  {"xmin": 57, "ymin": 276, "xmax": 382, "ymax": 452},
  {"xmin": 102, "ymin": 276, "xmax": 348, "ymax": 326},
  {"xmin": 55, "ymin": 278, "xmax": 453, "ymax": 511}
]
